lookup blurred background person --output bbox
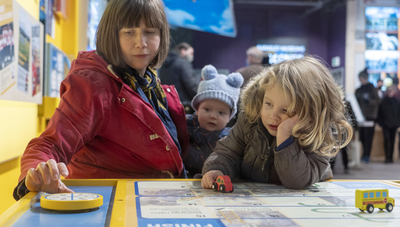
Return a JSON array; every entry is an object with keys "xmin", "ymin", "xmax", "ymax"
[
  {"xmin": 159, "ymin": 42, "xmax": 198, "ymax": 114},
  {"xmin": 330, "ymin": 101, "xmax": 357, "ymax": 174},
  {"xmin": 393, "ymin": 78, "xmax": 400, "ymax": 159},
  {"xmin": 376, "ymin": 79, "xmax": 384, "ymax": 99},
  {"xmin": 228, "ymin": 46, "xmax": 265, "ymax": 127},
  {"xmin": 236, "ymin": 46, "xmax": 264, "ymax": 89},
  {"xmin": 355, "ymin": 68, "xmax": 380, "ymax": 163},
  {"xmin": 262, "ymin": 55, "xmax": 271, "ymax": 67},
  {"xmin": 377, "ymin": 85, "xmax": 400, "ymax": 163}
]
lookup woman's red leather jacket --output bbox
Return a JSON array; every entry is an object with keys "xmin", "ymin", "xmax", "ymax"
[{"xmin": 19, "ymin": 51, "xmax": 189, "ymax": 181}]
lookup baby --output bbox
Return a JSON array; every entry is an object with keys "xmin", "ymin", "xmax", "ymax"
[{"xmin": 184, "ymin": 65, "xmax": 243, "ymax": 178}]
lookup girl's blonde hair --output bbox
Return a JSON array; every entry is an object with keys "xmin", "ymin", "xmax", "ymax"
[{"xmin": 241, "ymin": 56, "xmax": 353, "ymax": 157}]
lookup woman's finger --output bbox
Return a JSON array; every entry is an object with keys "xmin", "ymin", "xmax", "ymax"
[
  {"xmin": 58, "ymin": 180, "xmax": 75, "ymax": 193},
  {"xmin": 37, "ymin": 162, "xmax": 51, "ymax": 184},
  {"xmin": 46, "ymin": 159, "xmax": 60, "ymax": 181},
  {"xmin": 57, "ymin": 162, "xmax": 69, "ymax": 177},
  {"xmin": 27, "ymin": 168, "xmax": 41, "ymax": 185}
]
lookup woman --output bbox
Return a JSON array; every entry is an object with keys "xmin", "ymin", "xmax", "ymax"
[{"xmin": 14, "ymin": 0, "xmax": 189, "ymax": 200}]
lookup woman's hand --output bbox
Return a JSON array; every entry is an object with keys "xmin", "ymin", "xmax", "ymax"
[
  {"xmin": 201, "ymin": 170, "xmax": 224, "ymax": 189},
  {"xmin": 25, "ymin": 159, "xmax": 74, "ymax": 194},
  {"xmin": 277, "ymin": 114, "xmax": 299, "ymax": 146}
]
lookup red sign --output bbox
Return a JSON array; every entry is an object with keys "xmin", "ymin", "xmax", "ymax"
[{"xmin": 384, "ymin": 198, "xmax": 388, "ymax": 203}]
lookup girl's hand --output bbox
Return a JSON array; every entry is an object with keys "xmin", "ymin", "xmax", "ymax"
[
  {"xmin": 277, "ymin": 114, "xmax": 299, "ymax": 146},
  {"xmin": 201, "ymin": 170, "xmax": 224, "ymax": 189},
  {"xmin": 25, "ymin": 159, "xmax": 74, "ymax": 194}
]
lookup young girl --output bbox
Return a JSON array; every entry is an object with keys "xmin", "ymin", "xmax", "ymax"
[{"xmin": 201, "ymin": 56, "xmax": 353, "ymax": 189}]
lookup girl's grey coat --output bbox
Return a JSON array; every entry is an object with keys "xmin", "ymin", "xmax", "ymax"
[{"xmin": 202, "ymin": 112, "xmax": 333, "ymax": 189}]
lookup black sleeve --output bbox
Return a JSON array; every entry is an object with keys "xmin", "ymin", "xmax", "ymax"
[
  {"xmin": 180, "ymin": 62, "xmax": 198, "ymax": 99},
  {"xmin": 13, "ymin": 178, "xmax": 30, "ymax": 201},
  {"xmin": 376, "ymin": 101, "xmax": 384, "ymax": 128}
]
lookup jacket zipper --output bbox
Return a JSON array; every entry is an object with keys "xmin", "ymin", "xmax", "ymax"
[{"xmin": 260, "ymin": 129, "xmax": 270, "ymax": 171}]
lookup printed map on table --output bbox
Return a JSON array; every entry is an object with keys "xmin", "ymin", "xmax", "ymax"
[{"xmin": 134, "ymin": 180, "xmax": 400, "ymax": 227}]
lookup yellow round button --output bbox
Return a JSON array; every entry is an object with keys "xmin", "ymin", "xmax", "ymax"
[{"xmin": 40, "ymin": 193, "xmax": 103, "ymax": 211}]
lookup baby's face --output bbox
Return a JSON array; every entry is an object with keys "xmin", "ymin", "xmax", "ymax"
[{"xmin": 197, "ymin": 99, "xmax": 231, "ymax": 132}]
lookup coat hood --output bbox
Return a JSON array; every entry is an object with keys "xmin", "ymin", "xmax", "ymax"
[{"xmin": 70, "ymin": 51, "xmax": 118, "ymax": 79}]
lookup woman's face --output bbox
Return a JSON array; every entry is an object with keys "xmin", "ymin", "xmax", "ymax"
[{"xmin": 119, "ymin": 18, "xmax": 160, "ymax": 76}]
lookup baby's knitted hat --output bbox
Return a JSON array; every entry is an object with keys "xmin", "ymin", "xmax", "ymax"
[{"xmin": 191, "ymin": 65, "xmax": 243, "ymax": 119}]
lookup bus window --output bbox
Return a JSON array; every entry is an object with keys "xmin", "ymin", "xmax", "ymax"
[
  {"xmin": 377, "ymin": 192, "xmax": 381, "ymax": 197},
  {"xmin": 383, "ymin": 191, "xmax": 387, "ymax": 197},
  {"xmin": 364, "ymin": 192, "xmax": 368, "ymax": 198},
  {"xmin": 370, "ymin": 192, "xmax": 374, "ymax": 198}
]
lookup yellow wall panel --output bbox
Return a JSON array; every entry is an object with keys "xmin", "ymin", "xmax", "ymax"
[
  {"xmin": 0, "ymin": 158, "xmax": 20, "ymax": 215},
  {"xmin": 76, "ymin": 0, "xmax": 87, "ymax": 54},
  {"xmin": 62, "ymin": 0, "xmax": 77, "ymax": 59},
  {"xmin": 0, "ymin": 100, "xmax": 37, "ymax": 163},
  {"xmin": 15, "ymin": 0, "xmax": 39, "ymax": 18},
  {"xmin": 47, "ymin": 0, "xmax": 79, "ymax": 55},
  {"xmin": 39, "ymin": 96, "xmax": 60, "ymax": 119}
]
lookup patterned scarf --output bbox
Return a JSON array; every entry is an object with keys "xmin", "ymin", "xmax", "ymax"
[{"xmin": 122, "ymin": 67, "xmax": 182, "ymax": 159}]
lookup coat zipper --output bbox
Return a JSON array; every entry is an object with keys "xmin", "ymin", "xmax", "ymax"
[{"xmin": 260, "ymin": 129, "xmax": 270, "ymax": 171}]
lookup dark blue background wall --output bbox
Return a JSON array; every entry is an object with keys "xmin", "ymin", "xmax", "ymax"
[{"xmin": 188, "ymin": 3, "xmax": 346, "ymax": 73}]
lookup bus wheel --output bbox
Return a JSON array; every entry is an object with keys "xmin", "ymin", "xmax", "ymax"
[
  {"xmin": 367, "ymin": 204, "xmax": 374, "ymax": 213},
  {"xmin": 386, "ymin": 203, "xmax": 394, "ymax": 212}
]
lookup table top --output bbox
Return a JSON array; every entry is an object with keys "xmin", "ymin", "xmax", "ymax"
[{"xmin": 1, "ymin": 179, "xmax": 400, "ymax": 227}]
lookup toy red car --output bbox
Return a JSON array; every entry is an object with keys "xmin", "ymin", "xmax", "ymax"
[{"xmin": 212, "ymin": 175, "xmax": 233, "ymax": 192}]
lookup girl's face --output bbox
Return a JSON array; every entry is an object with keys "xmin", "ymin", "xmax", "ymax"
[
  {"xmin": 197, "ymin": 99, "xmax": 231, "ymax": 132},
  {"xmin": 260, "ymin": 85, "xmax": 290, "ymax": 136},
  {"xmin": 119, "ymin": 18, "xmax": 160, "ymax": 76}
]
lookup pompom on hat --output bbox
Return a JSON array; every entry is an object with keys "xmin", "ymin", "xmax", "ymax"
[{"xmin": 191, "ymin": 64, "xmax": 243, "ymax": 119}]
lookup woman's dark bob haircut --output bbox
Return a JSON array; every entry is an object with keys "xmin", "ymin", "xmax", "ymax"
[{"xmin": 96, "ymin": 0, "xmax": 170, "ymax": 69}]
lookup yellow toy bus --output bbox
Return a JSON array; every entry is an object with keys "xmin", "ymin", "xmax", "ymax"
[{"xmin": 355, "ymin": 188, "xmax": 395, "ymax": 213}]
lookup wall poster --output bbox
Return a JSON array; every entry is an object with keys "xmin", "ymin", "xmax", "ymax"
[
  {"xmin": 17, "ymin": 8, "xmax": 30, "ymax": 94},
  {"xmin": 0, "ymin": 0, "xmax": 15, "ymax": 97},
  {"xmin": 0, "ymin": 0, "xmax": 44, "ymax": 104},
  {"xmin": 44, "ymin": 43, "xmax": 70, "ymax": 98},
  {"xmin": 32, "ymin": 24, "xmax": 41, "ymax": 96}
]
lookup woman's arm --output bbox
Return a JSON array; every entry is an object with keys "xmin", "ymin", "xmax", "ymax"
[{"xmin": 15, "ymin": 70, "xmax": 111, "ymax": 199}]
